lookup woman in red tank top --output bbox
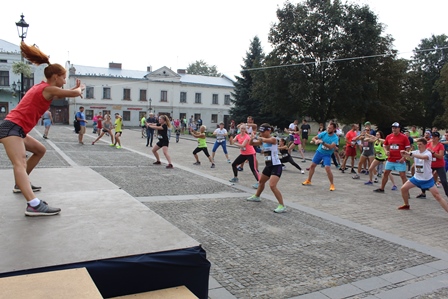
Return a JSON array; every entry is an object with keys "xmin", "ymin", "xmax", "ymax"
[{"xmin": 0, "ymin": 42, "xmax": 85, "ymax": 216}]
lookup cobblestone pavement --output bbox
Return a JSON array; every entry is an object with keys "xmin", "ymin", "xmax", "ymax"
[{"xmin": 2, "ymin": 125, "xmax": 448, "ymax": 298}]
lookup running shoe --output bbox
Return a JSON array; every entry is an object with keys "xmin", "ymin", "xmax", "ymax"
[
  {"xmin": 246, "ymin": 195, "xmax": 261, "ymax": 202},
  {"xmin": 302, "ymin": 180, "xmax": 312, "ymax": 186},
  {"xmin": 91, "ymin": 142, "xmax": 95, "ymax": 145},
  {"xmin": 282, "ymin": 165, "xmax": 286, "ymax": 170},
  {"xmin": 302, "ymin": 159, "xmax": 306, "ymax": 163},
  {"xmin": 352, "ymin": 174, "xmax": 360, "ymax": 179},
  {"xmin": 364, "ymin": 181, "xmax": 373, "ymax": 185},
  {"xmin": 211, "ymin": 163, "xmax": 215, "ymax": 168},
  {"xmin": 227, "ymin": 159, "xmax": 231, "ymax": 163},
  {"xmin": 364, "ymin": 170, "xmax": 369, "ymax": 175},
  {"xmin": 329, "ymin": 184, "xmax": 335, "ymax": 191},
  {"xmin": 274, "ymin": 205, "xmax": 286, "ymax": 213},
  {"xmin": 153, "ymin": 161, "xmax": 161, "ymax": 165},
  {"xmin": 398, "ymin": 204, "xmax": 410, "ymax": 210},
  {"xmin": 391, "ymin": 185, "xmax": 397, "ymax": 191},
  {"xmin": 351, "ymin": 169, "xmax": 356, "ymax": 174},
  {"xmin": 237, "ymin": 166, "xmax": 244, "ymax": 171},
  {"xmin": 360, "ymin": 169, "xmax": 366, "ymax": 174},
  {"xmin": 109, "ymin": 144, "xmax": 115, "ymax": 147},
  {"xmin": 193, "ymin": 161, "xmax": 201, "ymax": 165},
  {"xmin": 166, "ymin": 164, "xmax": 174, "ymax": 169},
  {"xmin": 13, "ymin": 184, "xmax": 41, "ymax": 194},
  {"xmin": 115, "ymin": 145, "xmax": 121, "ymax": 149},
  {"xmin": 229, "ymin": 177, "xmax": 239, "ymax": 183},
  {"xmin": 252, "ymin": 182, "xmax": 259, "ymax": 189},
  {"xmin": 416, "ymin": 193, "xmax": 426, "ymax": 198},
  {"xmin": 25, "ymin": 200, "xmax": 61, "ymax": 216},
  {"xmin": 301, "ymin": 170, "xmax": 305, "ymax": 174},
  {"xmin": 373, "ymin": 188, "xmax": 385, "ymax": 193},
  {"xmin": 374, "ymin": 177, "xmax": 379, "ymax": 183}
]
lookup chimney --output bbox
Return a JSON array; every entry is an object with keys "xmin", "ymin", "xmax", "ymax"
[
  {"xmin": 177, "ymin": 69, "xmax": 186, "ymax": 74},
  {"xmin": 69, "ymin": 64, "xmax": 76, "ymax": 75},
  {"xmin": 147, "ymin": 66, "xmax": 152, "ymax": 72},
  {"xmin": 109, "ymin": 62, "xmax": 122, "ymax": 69}
]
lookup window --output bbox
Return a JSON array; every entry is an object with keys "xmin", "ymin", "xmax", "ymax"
[
  {"xmin": 211, "ymin": 114, "xmax": 218, "ymax": 123},
  {"xmin": 180, "ymin": 92, "xmax": 187, "ymax": 103},
  {"xmin": 103, "ymin": 87, "xmax": 111, "ymax": 99},
  {"xmin": 212, "ymin": 94, "xmax": 218, "ymax": 105},
  {"xmin": 139, "ymin": 89, "xmax": 147, "ymax": 101},
  {"xmin": 103, "ymin": 110, "xmax": 111, "ymax": 117},
  {"xmin": 123, "ymin": 88, "xmax": 131, "ymax": 101},
  {"xmin": 195, "ymin": 93, "xmax": 202, "ymax": 104},
  {"xmin": 86, "ymin": 87, "xmax": 94, "ymax": 99},
  {"xmin": 123, "ymin": 111, "xmax": 131, "ymax": 121},
  {"xmin": 0, "ymin": 59, "xmax": 7, "ymax": 63},
  {"xmin": 194, "ymin": 114, "xmax": 201, "ymax": 122},
  {"xmin": 224, "ymin": 95, "xmax": 231, "ymax": 105},
  {"xmin": 161, "ymin": 90, "xmax": 168, "ymax": 102},
  {"xmin": 0, "ymin": 71, "xmax": 9, "ymax": 86},
  {"xmin": 85, "ymin": 109, "xmax": 94, "ymax": 120},
  {"xmin": 23, "ymin": 74, "xmax": 34, "ymax": 92}
]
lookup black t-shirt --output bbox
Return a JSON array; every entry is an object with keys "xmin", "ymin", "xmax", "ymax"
[
  {"xmin": 157, "ymin": 123, "xmax": 168, "ymax": 141},
  {"xmin": 301, "ymin": 124, "xmax": 311, "ymax": 135}
]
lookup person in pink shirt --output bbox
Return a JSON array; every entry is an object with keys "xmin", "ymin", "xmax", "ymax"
[
  {"xmin": 339, "ymin": 124, "xmax": 358, "ymax": 174},
  {"xmin": 229, "ymin": 125, "xmax": 260, "ymax": 189}
]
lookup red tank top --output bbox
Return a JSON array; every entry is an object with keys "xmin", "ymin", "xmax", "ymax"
[{"xmin": 6, "ymin": 81, "xmax": 51, "ymax": 134}]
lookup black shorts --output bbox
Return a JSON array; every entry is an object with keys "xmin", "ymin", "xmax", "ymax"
[
  {"xmin": 193, "ymin": 147, "xmax": 210, "ymax": 157},
  {"xmin": 157, "ymin": 140, "xmax": 169, "ymax": 148},
  {"xmin": 262, "ymin": 164, "xmax": 283, "ymax": 178},
  {"xmin": 115, "ymin": 131, "xmax": 122, "ymax": 136},
  {"xmin": 0, "ymin": 120, "xmax": 26, "ymax": 139},
  {"xmin": 302, "ymin": 134, "xmax": 309, "ymax": 140}
]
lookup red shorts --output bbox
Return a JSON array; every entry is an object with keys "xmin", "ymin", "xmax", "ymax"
[{"xmin": 345, "ymin": 145, "xmax": 357, "ymax": 157}]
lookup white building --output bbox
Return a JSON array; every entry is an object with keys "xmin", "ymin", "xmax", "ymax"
[{"xmin": 66, "ymin": 62, "xmax": 235, "ymax": 130}]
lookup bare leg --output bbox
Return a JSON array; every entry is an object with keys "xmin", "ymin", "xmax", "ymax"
[
  {"xmin": 269, "ymin": 175, "xmax": 284, "ymax": 206},
  {"xmin": 23, "ymin": 135, "xmax": 46, "ymax": 175},
  {"xmin": 162, "ymin": 146, "xmax": 172, "ymax": 164},
  {"xmin": 152, "ymin": 145, "xmax": 161, "ymax": 162}
]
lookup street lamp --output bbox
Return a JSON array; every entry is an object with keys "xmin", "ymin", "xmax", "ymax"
[
  {"xmin": 16, "ymin": 14, "xmax": 29, "ymax": 102},
  {"xmin": 149, "ymin": 98, "xmax": 152, "ymax": 111}
]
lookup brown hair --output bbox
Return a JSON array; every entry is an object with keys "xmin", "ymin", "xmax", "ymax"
[
  {"xmin": 20, "ymin": 42, "xmax": 66, "ymax": 79},
  {"xmin": 158, "ymin": 115, "xmax": 172, "ymax": 128},
  {"xmin": 417, "ymin": 137, "xmax": 427, "ymax": 145}
]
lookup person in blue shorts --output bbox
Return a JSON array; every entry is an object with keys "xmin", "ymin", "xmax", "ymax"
[
  {"xmin": 302, "ymin": 122, "xmax": 339, "ymax": 191},
  {"xmin": 398, "ymin": 138, "xmax": 448, "ymax": 212}
]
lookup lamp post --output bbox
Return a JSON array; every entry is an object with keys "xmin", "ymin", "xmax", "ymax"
[
  {"xmin": 15, "ymin": 14, "xmax": 29, "ymax": 102},
  {"xmin": 148, "ymin": 98, "xmax": 152, "ymax": 112}
]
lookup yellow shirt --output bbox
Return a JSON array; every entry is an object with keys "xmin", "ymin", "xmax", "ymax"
[{"xmin": 115, "ymin": 118, "xmax": 123, "ymax": 132}]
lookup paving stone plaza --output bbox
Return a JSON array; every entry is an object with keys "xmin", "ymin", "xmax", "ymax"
[{"xmin": 1, "ymin": 125, "xmax": 448, "ymax": 299}]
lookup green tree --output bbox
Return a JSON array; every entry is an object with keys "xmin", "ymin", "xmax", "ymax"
[
  {"xmin": 436, "ymin": 63, "xmax": 448, "ymax": 126},
  {"xmin": 408, "ymin": 34, "xmax": 448, "ymax": 129},
  {"xmin": 230, "ymin": 36, "xmax": 265, "ymax": 123},
  {"xmin": 186, "ymin": 60, "xmax": 221, "ymax": 77}
]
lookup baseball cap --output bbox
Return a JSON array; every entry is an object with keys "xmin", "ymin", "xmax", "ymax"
[
  {"xmin": 364, "ymin": 121, "xmax": 371, "ymax": 126},
  {"xmin": 391, "ymin": 122, "xmax": 400, "ymax": 127},
  {"xmin": 432, "ymin": 131, "xmax": 440, "ymax": 138}
]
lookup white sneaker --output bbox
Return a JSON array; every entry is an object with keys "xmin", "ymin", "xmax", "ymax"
[
  {"xmin": 274, "ymin": 205, "xmax": 286, "ymax": 213},
  {"xmin": 301, "ymin": 170, "xmax": 305, "ymax": 174}
]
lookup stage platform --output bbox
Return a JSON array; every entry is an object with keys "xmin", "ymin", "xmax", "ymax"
[{"xmin": 0, "ymin": 167, "xmax": 210, "ymax": 298}]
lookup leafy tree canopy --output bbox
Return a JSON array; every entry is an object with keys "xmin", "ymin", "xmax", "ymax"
[{"xmin": 186, "ymin": 60, "xmax": 221, "ymax": 77}]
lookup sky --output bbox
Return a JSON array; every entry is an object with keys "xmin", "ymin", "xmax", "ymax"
[{"xmin": 2, "ymin": 0, "xmax": 447, "ymax": 79}]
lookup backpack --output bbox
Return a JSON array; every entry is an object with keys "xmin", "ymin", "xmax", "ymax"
[{"xmin": 74, "ymin": 113, "xmax": 81, "ymax": 133}]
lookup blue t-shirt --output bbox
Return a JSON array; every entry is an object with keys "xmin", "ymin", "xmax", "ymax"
[
  {"xmin": 317, "ymin": 131, "xmax": 339, "ymax": 155},
  {"xmin": 76, "ymin": 112, "xmax": 86, "ymax": 126}
]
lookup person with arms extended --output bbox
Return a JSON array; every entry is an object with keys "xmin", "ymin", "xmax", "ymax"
[
  {"xmin": 113, "ymin": 113, "xmax": 123, "ymax": 149},
  {"xmin": 0, "ymin": 42, "xmax": 84, "ymax": 216},
  {"xmin": 398, "ymin": 138, "xmax": 448, "ymax": 212},
  {"xmin": 190, "ymin": 125, "xmax": 215, "ymax": 168},
  {"xmin": 247, "ymin": 124, "xmax": 287, "ymax": 213},
  {"xmin": 302, "ymin": 122, "xmax": 339, "ymax": 191},
  {"xmin": 149, "ymin": 114, "xmax": 173, "ymax": 168},
  {"xmin": 211, "ymin": 122, "xmax": 231, "ymax": 163}
]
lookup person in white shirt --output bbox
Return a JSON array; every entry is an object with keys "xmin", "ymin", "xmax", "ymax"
[
  {"xmin": 211, "ymin": 122, "xmax": 231, "ymax": 163},
  {"xmin": 399, "ymin": 138, "xmax": 448, "ymax": 212}
]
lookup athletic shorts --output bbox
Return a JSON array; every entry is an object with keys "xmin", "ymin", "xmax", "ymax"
[
  {"xmin": 409, "ymin": 177, "xmax": 435, "ymax": 190},
  {"xmin": 385, "ymin": 161, "xmax": 406, "ymax": 172},
  {"xmin": 312, "ymin": 151, "xmax": 332, "ymax": 167},
  {"xmin": 115, "ymin": 131, "xmax": 122, "ymax": 136},
  {"xmin": 345, "ymin": 146, "xmax": 357, "ymax": 157},
  {"xmin": 262, "ymin": 164, "xmax": 282, "ymax": 178},
  {"xmin": 43, "ymin": 119, "xmax": 52, "ymax": 127},
  {"xmin": 157, "ymin": 140, "xmax": 169, "ymax": 148},
  {"xmin": 0, "ymin": 120, "xmax": 26, "ymax": 139}
]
